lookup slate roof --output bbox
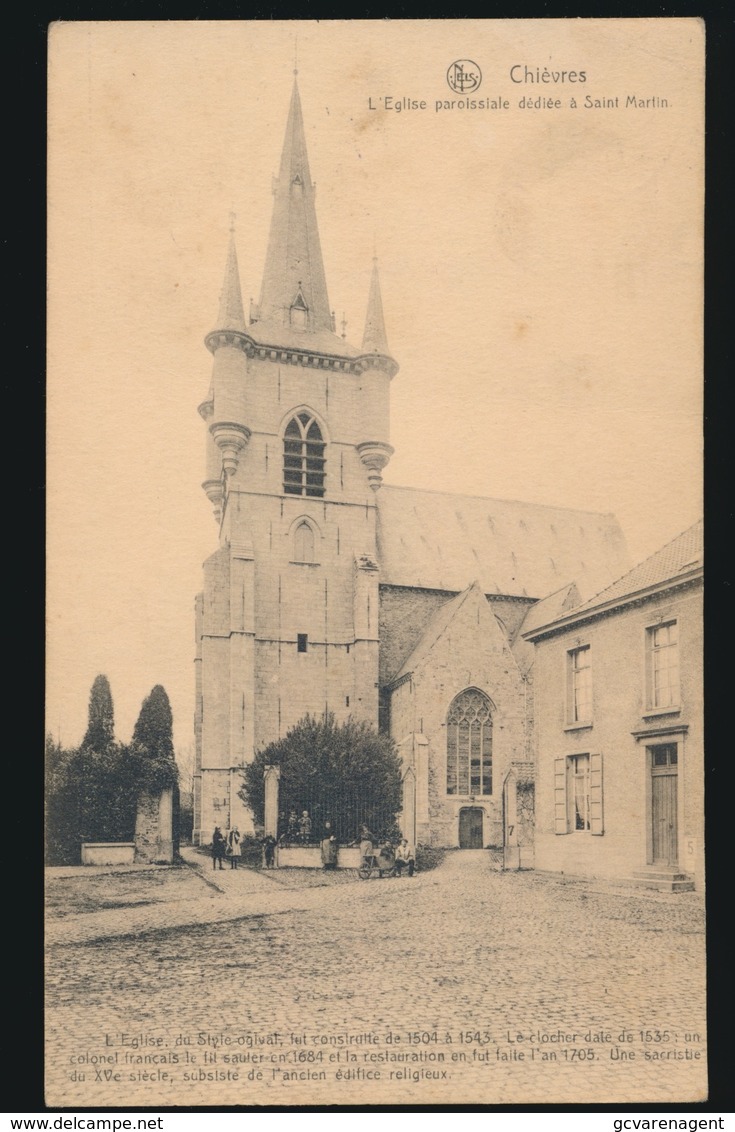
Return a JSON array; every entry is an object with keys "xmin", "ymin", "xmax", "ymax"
[
  {"xmin": 376, "ymin": 485, "xmax": 630, "ymax": 601},
  {"xmin": 210, "ymin": 80, "xmax": 385, "ymax": 363},
  {"xmin": 246, "ymin": 316, "xmax": 364, "ymax": 358},
  {"xmin": 515, "ymin": 582, "xmax": 582, "ymax": 639},
  {"xmin": 362, "ymin": 258, "xmax": 391, "ymax": 355},
  {"xmin": 211, "ymin": 229, "xmax": 246, "ymax": 335},
  {"xmin": 512, "ymin": 582, "xmax": 581, "ymax": 675},
  {"xmin": 257, "ymin": 79, "xmax": 333, "ymax": 334},
  {"xmin": 523, "ymin": 519, "xmax": 703, "ymax": 638}
]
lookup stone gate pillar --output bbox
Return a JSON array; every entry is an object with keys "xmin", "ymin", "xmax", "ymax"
[
  {"xmin": 503, "ymin": 771, "xmax": 520, "ymax": 871},
  {"xmin": 263, "ymin": 765, "xmax": 281, "ymax": 838},
  {"xmin": 134, "ymin": 787, "xmax": 174, "ymax": 864},
  {"xmin": 401, "ymin": 766, "xmax": 416, "ymax": 846},
  {"xmin": 414, "ymin": 734, "xmax": 430, "ymax": 843}
]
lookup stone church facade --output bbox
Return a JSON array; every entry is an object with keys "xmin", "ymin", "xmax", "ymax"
[{"xmin": 193, "ymin": 79, "xmax": 631, "ymax": 849}]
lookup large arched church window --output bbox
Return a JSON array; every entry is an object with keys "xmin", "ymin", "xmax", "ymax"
[
  {"xmin": 446, "ymin": 689, "xmax": 493, "ymax": 796},
  {"xmin": 283, "ymin": 413, "xmax": 326, "ymax": 497}
]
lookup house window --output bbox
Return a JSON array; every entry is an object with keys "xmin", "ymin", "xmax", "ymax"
[
  {"xmin": 646, "ymin": 621, "xmax": 680, "ymax": 709},
  {"xmin": 554, "ymin": 753, "xmax": 604, "ymax": 835},
  {"xmin": 283, "ymin": 413, "xmax": 326, "ymax": 497},
  {"xmin": 651, "ymin": 742, "xmax": 678, "ymax": 767},
  {"xmin": 567, "ymin": 645, "xmax": 592, "ymax": 723},
  {"xmin": 446, "ymin": 688, "xmax": 492, "ymax": 796},
  {"xmin": 297, "ymin": 634, "xmax": 308, "ymax": 653},
  {"xmin": 293, "ymin": 521, "xmax": 315, "ymax": 563},
  {"xmin": 570, "ymin": 754, "xmax": 591, "ymax": 830}
]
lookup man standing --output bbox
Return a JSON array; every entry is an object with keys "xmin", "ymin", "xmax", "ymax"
[{"xmin": 395, "ymin": 838, "xmax": 415, "ymax": 877}]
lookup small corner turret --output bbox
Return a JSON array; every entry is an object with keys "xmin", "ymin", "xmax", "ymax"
[
  {"xmin": 362, "ymin": 255, "xmax": 392, "ymax": 357},
  {"xmin": 200, "ymin": 219, "xmax": 251, "ymax": 518},
  {"xmin": 356, "ymin": 257, "xmax": 398, "ymax": 490}
]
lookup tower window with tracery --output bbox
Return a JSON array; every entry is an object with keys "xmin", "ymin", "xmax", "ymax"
[
  {"xmin": 283, "ymin": 413, "xmax": 326, "ymax": 497},
  {"xmin": 446, "ymin": 689, "xmax": 493, "ymax": 796}
]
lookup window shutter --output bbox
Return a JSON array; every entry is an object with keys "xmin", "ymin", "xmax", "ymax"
[
  {"xmin": 554, "ymin": 757, "xmax": 568, "ymax": 834},
  {"xmin": 644, "ymin": 627, "xmax": 653, "ymax": 709},
  {"xmin": 590, "ymin": 752, "xmax": 604, "ymax": 835}
]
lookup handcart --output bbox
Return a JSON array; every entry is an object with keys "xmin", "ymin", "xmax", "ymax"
[{"xmin": 358, "ymin": 846, "xmax": 397, "ymax": 879}]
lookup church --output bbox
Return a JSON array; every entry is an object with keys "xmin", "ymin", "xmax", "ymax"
[{"xmin": 192, "ymin": 78, "xmax": 631, "ymax": 852}]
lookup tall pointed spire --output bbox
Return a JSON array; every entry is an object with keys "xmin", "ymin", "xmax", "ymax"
[
  {"xmin": 362, "ymin": 256, "xmax": 390, "ymax": 355},
  {"xmin": 257, "ymin": 79, "xmax": 332, "ymax": 333},
  {"xmin": 214, "ymin": 215, "xmax": 246, "ymax": 333}
]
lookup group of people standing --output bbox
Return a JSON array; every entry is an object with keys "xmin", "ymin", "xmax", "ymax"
[
  {"xmin": 285, "ymin": 808, "xmax": 313, "ymax": 843},
  {"xmin": 211, "ymin": 820, "xmax": 415, "ymax": 876},
  {"xmin": 359, "ymin": 825, "xmax": 416, "ymax": 876},
  {"xmin": 211, "ymin": 825, "xmax": 241, "ymax": 869}
]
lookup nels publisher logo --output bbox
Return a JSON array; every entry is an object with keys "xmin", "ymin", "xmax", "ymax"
[{"xmin": 446, "ymin": 60, "xmax": 482, "ymax": 94}]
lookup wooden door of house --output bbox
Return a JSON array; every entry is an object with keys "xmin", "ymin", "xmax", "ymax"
[
  {"xmin": 459, "ymin": 807, "xmax": 484, "ymax": 848},
  {"xmin": 650, "ymin": 744, "xmax": 678, "ymax": 865}
]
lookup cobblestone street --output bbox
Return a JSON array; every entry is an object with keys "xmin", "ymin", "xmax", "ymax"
[{"xmin": 45, "ymin": 851, "xmax": 707, "ymax": 1107}]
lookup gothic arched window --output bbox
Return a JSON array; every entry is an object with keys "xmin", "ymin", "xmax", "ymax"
[
  {"xmin": 446, "ymin": 689, "xmax": 493, "ymax": 796},
  {"xmin": 293, "ymin": 521, "xmax": 315, "ymax": 563},
  {"xmin": 283, "ymin": 413, "xmax": 326, "ymax": 497}
]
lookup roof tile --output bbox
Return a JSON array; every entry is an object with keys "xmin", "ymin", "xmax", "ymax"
[{"xmin": 566, "ymin": 519, "xmax": 703, "ymax": 616}]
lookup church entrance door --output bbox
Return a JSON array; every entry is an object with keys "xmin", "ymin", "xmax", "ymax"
[{"xmin": 459, "ymin": 807, "xmax": 484, "ymax": 848}]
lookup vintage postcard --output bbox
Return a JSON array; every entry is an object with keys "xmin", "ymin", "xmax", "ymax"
[{"xmin": 46, "ymin": 19, "xmax": 705, "ymax": 1107}]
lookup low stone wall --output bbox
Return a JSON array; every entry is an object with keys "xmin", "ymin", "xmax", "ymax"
[
  {"xmin": 276, "ymin": 845, "xmax": 361, "ymax": 869},
  {"xmin": 81, "ymin": 842, "xmax": 135, "ymax": 866}
]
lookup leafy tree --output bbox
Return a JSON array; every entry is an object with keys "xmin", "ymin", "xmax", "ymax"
[
  {"xmin": 73, "ymin": 742, "xmax": 139, "ymax": 843},
  {"xmin": 44, "ymin": 737, "xmax": 139, "ymax": 862},
  {"xmin": 45, "ymin": 733, "xmax": 79, "ymax": 864},
  {"xmin": 239, "ymin": 714, "xmax": 403, "ymax": 844}
]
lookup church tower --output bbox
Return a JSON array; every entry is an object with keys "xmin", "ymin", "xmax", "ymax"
[{"xmin": 193, "ymin": 78, "xmax": 398, "ymax": 841}]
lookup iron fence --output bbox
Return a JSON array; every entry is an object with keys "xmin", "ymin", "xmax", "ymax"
[{"xmin": 276, "ymin": 781, "xmax": 401, "ymax": 848}]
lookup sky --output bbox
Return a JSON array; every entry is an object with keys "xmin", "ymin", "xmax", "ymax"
[{"xmin": 47, "ymin": 19, "xmax": 704, "ymax": 755}]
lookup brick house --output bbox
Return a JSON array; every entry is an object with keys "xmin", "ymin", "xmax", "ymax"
[{"xmin": 523, "ymin": 522, "xmax": 703, "ymax": 890}]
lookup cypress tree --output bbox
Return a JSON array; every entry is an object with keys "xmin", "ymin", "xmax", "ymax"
[
  {"xmin": 132, "ymin": 685, "xmax": 180, "ymax": 853},
  {"xmin": 132, "ymin": 685, "xmax": 177, "ymax": 784},
  {"xmin": 81, "ymin": 674, "xmax": 115, "ymax": 752}
]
